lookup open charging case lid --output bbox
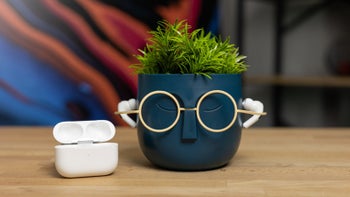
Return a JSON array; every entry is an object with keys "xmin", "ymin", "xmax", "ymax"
[
  {"xmin": 53, "ymin": 120, "xmax": 118, "ymax": 178},
  {"xmin": 53, "ymin": 120, "xmax": 115, "ymax": 144}
]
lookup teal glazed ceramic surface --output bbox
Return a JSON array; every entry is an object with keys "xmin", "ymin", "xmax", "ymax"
[{"xmin": 137, "ymin": 74, "xmax": 243, "ymax": 170}]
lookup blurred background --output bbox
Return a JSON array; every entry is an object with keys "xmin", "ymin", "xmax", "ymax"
[
  {"xmin": 0, "ymin": 0, "xmax": 349, "ymax": 127},
  {"xmin": 221, "ymin": 0, "xmax": 350, "ymax": 127}
]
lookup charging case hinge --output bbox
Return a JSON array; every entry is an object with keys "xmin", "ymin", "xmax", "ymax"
[{"xmin": 77, "ymin": 140, "xmax": 94, "ymax": 145}]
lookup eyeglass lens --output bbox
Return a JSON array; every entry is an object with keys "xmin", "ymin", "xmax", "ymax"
[{"xmin": 140, "ymin": 93, "xmax": 179, "ymax": 130}]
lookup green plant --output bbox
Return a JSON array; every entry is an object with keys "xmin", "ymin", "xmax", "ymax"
[{"xmin": 132, "ymin": 20, "xmax": 248, "ymax": 77}]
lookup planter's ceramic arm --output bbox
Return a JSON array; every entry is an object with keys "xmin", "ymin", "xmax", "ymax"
[
  {"xmin": 117, "ymin": 99, "xmax": 138, "ymax": 127},
  {"xmin": 242, "ymin": 98, "xmax": 265, "ymax": 128}
]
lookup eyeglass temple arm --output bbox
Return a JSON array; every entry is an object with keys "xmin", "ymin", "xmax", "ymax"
[
  {"xmin": 115, "ymin": 99, "xmax": 138, "ymax": 127},
  {"xmin": 236, "ymin": 110, "xmax": 266, "ymax": 116},
  {"xmin": 239, "ymin": 98, "xmax": 267, "ymax": 128}
]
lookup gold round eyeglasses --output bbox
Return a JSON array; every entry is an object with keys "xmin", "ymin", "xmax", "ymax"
[{"xmin": 116, "ymin": 90, "xmax": 266, "ymax": 133}]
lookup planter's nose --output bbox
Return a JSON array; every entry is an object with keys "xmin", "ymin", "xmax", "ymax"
[{"xmin": 181, "ymin": 110, "xmax": 197, "ymax": 141}]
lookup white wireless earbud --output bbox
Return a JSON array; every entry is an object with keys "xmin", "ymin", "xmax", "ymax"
[
  {"xmin": 242, "ymin": 98, "xmax": 264, "ymax": 128},
  {"xmin": 118, "ymin": 99, "xmax": 137, "ymax": 127}
]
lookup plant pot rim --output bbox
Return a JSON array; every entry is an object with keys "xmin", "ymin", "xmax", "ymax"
[{"xmin": 137, "ymin": 73, "xmax": 242, "ymax": 76}]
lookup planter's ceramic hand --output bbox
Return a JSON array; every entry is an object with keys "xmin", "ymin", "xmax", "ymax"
[
  {"xmin": 118, "ymin": 99, "xmax": 137, "ymax": 127},
  {"xmin": 242, "ymin": 98, "xmax": 264, "ymax": 128}
]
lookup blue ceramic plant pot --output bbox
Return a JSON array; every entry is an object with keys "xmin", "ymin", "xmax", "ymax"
[{"xmin": 136, "ymin": 74, "xmax": 243, "ymax": 170}]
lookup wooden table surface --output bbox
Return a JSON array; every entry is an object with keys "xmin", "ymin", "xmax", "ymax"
[{"xmin": 1, "ymin": 127, "xmax": 350, "ymax": 197}]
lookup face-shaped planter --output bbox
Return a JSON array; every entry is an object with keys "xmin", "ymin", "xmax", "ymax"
[{"xmin": 117, "ymin": 74, "xmax": 265, "ymax": 170}]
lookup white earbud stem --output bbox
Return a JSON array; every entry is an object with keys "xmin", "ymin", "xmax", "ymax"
[
  {"xmin": 242, "ymin": 98, "xmax": 264, "ymax": 128},
  {"xmin": 117, "ymin": 99, "xmax": 137, "ymax": 127}
]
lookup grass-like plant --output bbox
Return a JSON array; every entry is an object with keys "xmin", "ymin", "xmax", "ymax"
[{"xmin": 132, "ymin": 20, "xmax": 248, "ymax": 77}]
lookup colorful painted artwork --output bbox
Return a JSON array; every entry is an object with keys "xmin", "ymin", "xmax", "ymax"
[{"xmin": 0, "ymin": 0, "xmax": 217, "ymax": 125}]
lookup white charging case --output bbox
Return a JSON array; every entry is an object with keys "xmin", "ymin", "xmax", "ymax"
[{"xmin": 53, "ymin": 120, "xmax": 118, "ymax": 178}]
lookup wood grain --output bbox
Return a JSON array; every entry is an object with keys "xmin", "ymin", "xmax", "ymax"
[{"xmin": 0, "ymin": 127, "xmax": 350, "ymax": 196}]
